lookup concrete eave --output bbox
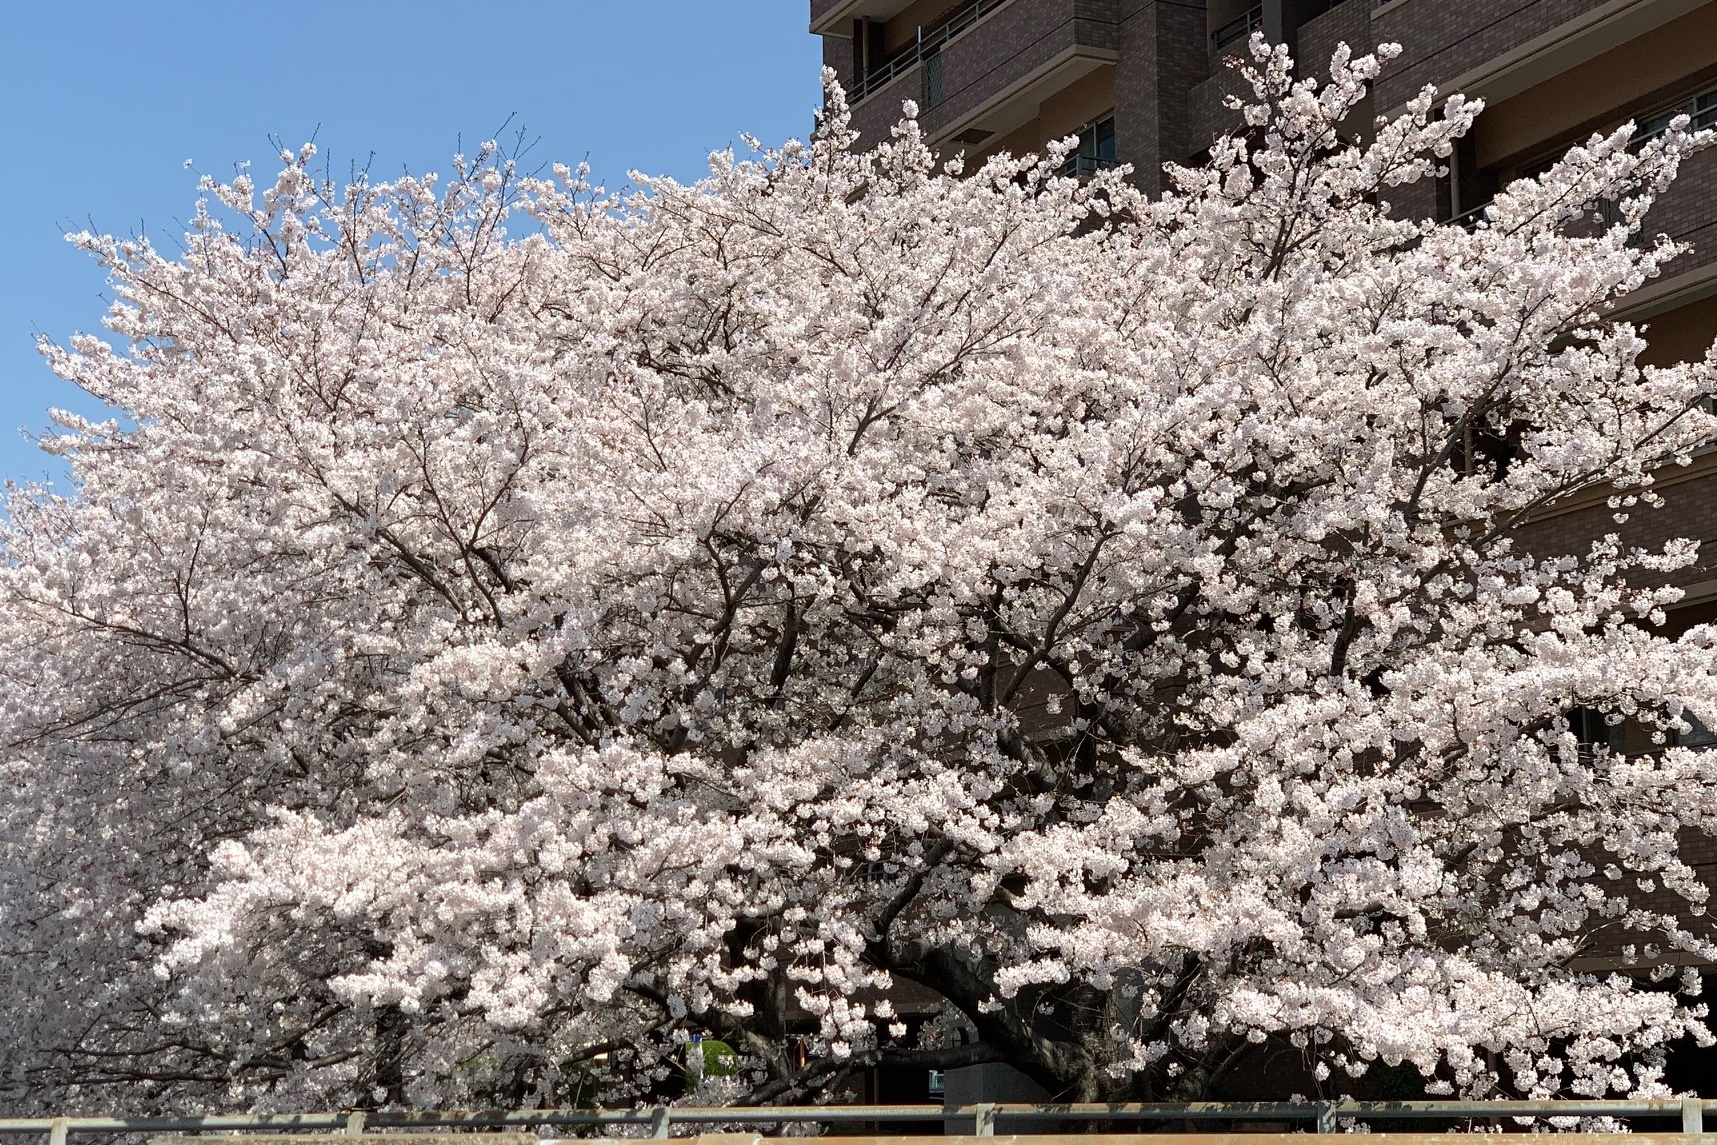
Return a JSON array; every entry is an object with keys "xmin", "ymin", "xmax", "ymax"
[
  {"xmin": 929, "ymin": 45, "xmax": 1118, "ymax": 149},
  {"xmin": 811, "ymin": 0, "xmax": 920, "ymax": 36},
  {"xmin": 1614, "ymin": 259, "xmax": 1717, "ymax": 323},
  {"xmin": 1380, "ymin": 0, "xmax": 1714, "ymax": 116}
]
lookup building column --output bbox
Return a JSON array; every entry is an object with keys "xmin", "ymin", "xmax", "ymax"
[{"xmin": 1115, "ymin": 0, "xmax": 1210, "ymax": 194}]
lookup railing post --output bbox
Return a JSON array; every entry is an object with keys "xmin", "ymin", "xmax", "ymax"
[
  {"xmin": 47, "ymin": 1119, "xmax": 68, "ymax": 1145},
  {"xmin": 650, "ymin": 1105, "xmax": 672, "ymax": 1139},
  {"xmin": 345, "ymin": 1112, "xmax": 367, "ymax": 1135},
  {"xmin": 1685, "ymin": 1098, "xmax": 1704, "ymax": 1136},
  {"xmin": 1315, "ymin": 1102, "xmax": 1335, "ymax": 1134},
  {"xmin": 974, "ymin": 1103, "xmax": 997, "ymax": 1136}
]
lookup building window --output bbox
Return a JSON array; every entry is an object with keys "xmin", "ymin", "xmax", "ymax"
[
  {"xmin": 1567, "ymin": 707, "xmax": 1619, "ymax": 761},
  {"xmin": 1636, "ymin": 85, "xmax": 1717, "ymax": 146},
  {"xmin": 1677, "ymin": 712, "xmax": 1717, "ymax": 750},
  {"xmin": 925, "ymin": 52, "xmax": 944, "ymax": 108},
  {"xmin": 1060, "ymin": 115, "xmax": 1117, "ymax": 178}
]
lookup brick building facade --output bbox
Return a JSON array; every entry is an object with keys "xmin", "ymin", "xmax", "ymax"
[
  {"xmin": 811, "ymin": 0, "xmax": 1717, "ymax": 796},
  {"xmin": 811, "ymin": 0, "xmax": 1717, "ymax": 367},
  {"xmin": 809, "ymin": 0, "xmax": 1717, "ymax": 1104}
]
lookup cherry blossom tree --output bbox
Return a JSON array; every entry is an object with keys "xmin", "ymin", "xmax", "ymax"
[{"xmin": 4, "ymin": 41, "xmax": 1717, "ymax": 1111}]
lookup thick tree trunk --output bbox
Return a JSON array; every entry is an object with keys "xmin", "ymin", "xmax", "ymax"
[{"xmin": 368, "ymin": 1003, "xmax": 407, "ymax": 1107}]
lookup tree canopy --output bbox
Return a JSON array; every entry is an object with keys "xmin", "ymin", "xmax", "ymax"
[{"xmin": 4, "ymin": 42, "xmax": 1717, "ymax": 1109}]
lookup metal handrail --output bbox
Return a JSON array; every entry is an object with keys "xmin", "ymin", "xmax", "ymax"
[
  {"xmin": 0, "ymin": 1097, "xmax": 1711, "ymax": 1140},
  {"xmin": 1445, "ymin": 200, "xmax": 1492, "ymax": 228},
  {"xmin": 1060, "ymin": 154, "xmax": 1121, "ymax": 179},
  {"xmin": 850, "ymin": 0, "xmax": 1012, "ymax": 103},
  {"xmin": 1211, "ymin": 4, "xmax": 1264, "ymax": 50}
]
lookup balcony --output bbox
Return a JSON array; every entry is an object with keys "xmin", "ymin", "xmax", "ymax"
[
  {"xmin": 811, "ymin": 0, "xmax": 918, "ymax": 35},
  {"xmin": 938, "ymin": 0, "xmax": 1119, "ymax": 149},
  {"xmin": 843, "ymin": 0, "xmax": 1119, "ymax": 151},
  {"xmin": 848, "ymin": 0, "xmax": 1013, "ymax": 104},
  {"xmin": 1440, "ymin": 142, "xmax": 1716, "ymax": 293},
  {"xmin": 1210, "ymin": 5, "xmax": 1263, "ymax": 54},
  {"xmin": 1371, "ymin": 0, "xmax": 1695, "ymax": 114}
]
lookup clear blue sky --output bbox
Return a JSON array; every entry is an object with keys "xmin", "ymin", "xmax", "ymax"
[{"xmin": 0, "ymin": 1, "xmax": 822, "ymax": 486}]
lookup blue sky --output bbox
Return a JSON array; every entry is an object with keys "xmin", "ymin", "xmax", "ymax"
[{"xmin": 0, "ymin": 1, "xmax": 822, "ymax": 486}]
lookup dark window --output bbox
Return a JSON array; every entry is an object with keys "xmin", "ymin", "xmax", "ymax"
[
  {"xmin": 1060, "ymin": 115, "xmax": 1117, "ymax": 179},
  {"xmin": 1677, "ymin": 713, "xmax": 1717, "ymax": 750},
  {"xmin": 1637, "ymin": 85, "xmax": 1717, "ymax": 145},
  {"xmin": 1567, "ymin": 707, "xmax": 1619, "ymax": 760}
]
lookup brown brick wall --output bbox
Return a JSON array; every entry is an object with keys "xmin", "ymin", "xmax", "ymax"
[
  {"xmin": 1372, "ymin": 0, "xmax": 1616, "ymax": 111},
  {"xmin": 922, "ymin": 0, "xmax": 1121, "ymax": 140},
  {"xmin": 1572, "ymin": 824, "xmax": 1717, "ymax": 966},
  {"xmin": 846, "ymin": 61, "xmax": 927, "ymax": 146},
  {"xmin": 1649, "ymin": 144, "xmax": 1717, "ymax": 285},
  {"xmin": 1295, "ymin": 0, "xmax": 1372, "ymax": 82},
  {"xmin": 1116, "ymin": 0, "xmax": 1210, "ymax": 191},
  {"xmin": 1516, "ymin": 468, "xmax": 1717, "ymax": 594},
  {"xmin": 824, "ymin": 33, "xmax": 857, "ymax": 90},
  {"xmin": 1185, "ymin": 61, "xmax": 1249, "ymax": 159}
]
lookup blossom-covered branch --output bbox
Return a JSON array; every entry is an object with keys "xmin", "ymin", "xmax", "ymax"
[{"xmin": 2, "ymin": 38, "xmax": 1717, "ymax": 1109}]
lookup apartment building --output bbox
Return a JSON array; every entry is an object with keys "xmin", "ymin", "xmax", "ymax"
[
  {"xmin": 809, "ymin": 0, "xmax": 1717, "ymax": 1102},
  {"xmin": 811, "ymin": 0, "xmax": 1716, "ymax": 357},
  {"xmin": 814, "ymin": 0, "xmax": 1717, "ymax": 769},
  {"xmin": 813, "ymin": 1, "xmax": 1717, "ymax": 739}
]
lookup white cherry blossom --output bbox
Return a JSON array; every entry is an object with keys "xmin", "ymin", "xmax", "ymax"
[{"xmin": 2, "ymin": 41, "xmax": 1717, "ymax": 1110}]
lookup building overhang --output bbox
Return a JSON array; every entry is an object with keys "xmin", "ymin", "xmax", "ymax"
[
  {"xmin": 1381, "ymin": 0, "xmax": 1711, "ymax": 116},
  {"xmin": 927, "ymin": 45, "xmax": 1118, "ymax": 148},
  {"xmin": 1613, "ymin": 259, "xmax": 1717, "ymax": 324},
  {"xmin": 810, "ymin": 0, "xmax": 920, "ymax": 36}
]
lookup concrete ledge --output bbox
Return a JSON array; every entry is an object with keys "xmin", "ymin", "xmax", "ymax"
[{"xmin": 151, "ymin": 1138, "xmax": 539, "ymax": 1145}]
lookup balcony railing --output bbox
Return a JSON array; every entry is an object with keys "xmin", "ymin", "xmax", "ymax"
[
  {"xmin": 4, "ymin": 1098, "xmax": 1717, "ymax": 1140},
  {"xmin": 1635, "ymin": 83, "xmax": 1717, "ymax": 147},
  {"xmin": 1059, "ymin": 154, "xmax": 1121, "ymax": 179},
  {"xmin": 1446, "ymin": 200, "xmax": 1491, "ymax": 229},
  {"xmin": 1211, "ymin": 4, "xmax": 1263, "ymax": 51},
  {"xmin": 850, "ymin": 0, "xmax": 1011, "ymax": 104},
  {"xmin": 1445, "ymin": 197, "xmax": 1650, "ymax": 248},
  {"xmin": 1441, "ymin": 83, "xmax": 1717, "ymax": 231}
]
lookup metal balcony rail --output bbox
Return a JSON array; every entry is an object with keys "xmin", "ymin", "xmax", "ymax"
[
  {"xmin": 1211, "ymin": 5, "xmax": 1264, "ymax": 51},
  {"xmin": 1445, "ymin": 197, "xmax": 1648, "ymax": 245},
  {"xmin": 850, "ymin": 0, "xmax": 1012, "ymax": 103},
  {"xmin": 1445, "ymin": 200, "xmax": 1492, "ymax": 229},
  {"xmin": 2, "ymin": 1098, "xmax": 1715, "ymax": 1142},
  {"xmin": 1634, "ymin": 85, "xmax": 1717, "ymax": 148},
  {"xmin": 1059, "ymin": 154, "xmax": 1121, "ymax": 179}
]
